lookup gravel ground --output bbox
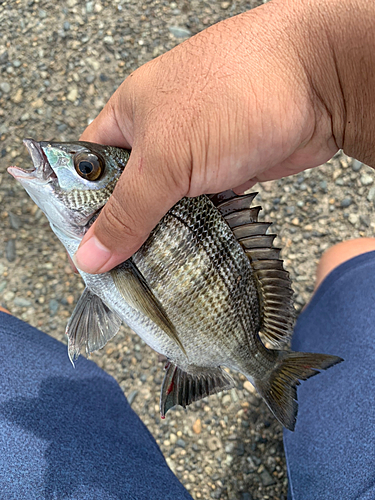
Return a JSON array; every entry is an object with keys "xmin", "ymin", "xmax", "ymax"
[{"xmin": 0, "ymin": 1, "xmax": 374, "ymax": 499}]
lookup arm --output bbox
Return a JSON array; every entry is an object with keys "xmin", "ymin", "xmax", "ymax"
[{"xmin": 75, "ymin": 0, "xmax": 375, "ymax": 274}]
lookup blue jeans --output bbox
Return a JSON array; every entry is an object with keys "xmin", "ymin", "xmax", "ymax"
[
  {"xmin": 1, "ymin": 252, "xmax": 375, "ymax": 499},
  {"xmin": 284, "ymin": 251, "xmax": 375, "ymax": 499}
]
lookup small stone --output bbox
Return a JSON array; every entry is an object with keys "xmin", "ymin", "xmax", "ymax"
[
  {"xmin": 67, "ymin": 295, "xmax": 74, "ymax": 305},
  {"xmin": 63, "ymin": 21, "xmax": 71, "ymax": 31},
  {"xmin": 169, "ymin": 433, "xmax": 177, "ymax": 444},
  {"xmin": 0, "ymin": 281, "xmax": 7, "ymax": 294},
  {"xmin": 360, "ymin": 174, "xmax": 374, "ymax": 186},
  {"xmin": 86, "ymin": 57, "xmax": 100, "ymax": 71},
  {"xmin": 86, "ymin": 1, "xmax": 93, "ymax": 12},
  {"xmin": 0, "ymin": 51, "xmax": 8, "ymax": 64},
  {"xmin": 243, "ymin": 380, "xmax": 256, "ymax": 394},
  {"xmin": 259, "ymin": 468, "xmax": 276, "ymax": 486},
  {"xmin": 4, "ymin": 291, "xmax": 15, "ymax": 301},
  {"xmin": 13, "ymin": 60, "xmax": 21, "ymax": 68},
  {"xmin": 340, "ymin": 197, "xmax": 352, "ymax": 208},
  {"xmin": 0, "ymin": 82, "xmax": 11, "ymax": 93},
  {"xmin": 104, "ymin": 35, "xmax": 114, "ymax": 45},
  {"xmin": 352, "ymin": 159, "xmax": 362, "ymax": 172},
  {"xmin": 39, "ymin": 9, "xmax": 47, "ymax": 18},
  {"xmin": 127, "ymin": 390, "xmax": 138, "ymax": 406},
  {"xmin": 222, "ymin": 394, "xmax": 231, "ymax": 406},
  {"xmin": 49, "ymin": 299, "xmax": 59, "ymax": 315},
  {"xmin": 348, "ymin": 213, "xmax": 358, "ymax": 225},
  {"xmin": 168, "ymin": 26, "xmax": 192, "ymax": 38},
  {"xmin": 367, "ymin": 187, "xmax": 375, "ymax": 202},
  {"xmin": 8, "ymin": 212, "xmax": 21, "ymax": 230},
  {"xmin": 291, "ymin": 217, "xmax": 300, "ymax": 226},
  {"xmin": 86, "ymin": 74, "xmax": 95, "ymax": 84},
  {"xmin": 31, "ymin": 98, "xmax": 43, "ymax": 108},
  {"xmin": 207, "ymin": 436, "xmax": 221, "ymax": 451},
  {"xmin": 176, "ymin": 438, "xmax": 186, "ymax": 448},
  {"xmin": 12, "ymin": 88, "xmax": 23, "ymax": 104},
  {"xmin": 6, "ymin": 239, "xmax": 16, "ymax": 262},
  {"xmin": 14, "ymin": 297, "xmax": 32, "ymax": 308},
  {"xmin": 221, "ymin": 1, "xmax": 231, "ymax": 8},
  {"xmin": 360, "ymin": 215, "xmax": 370, "ymax": 228},
  {"xmin": 239, "ymin": 493, "xmax": 253, "ymax": 500},
  {"xmin": 67, "ymin": 87, "xmax": 78, "ymax": 102},
  {"xmin": 193, "ymin": 418, "xmax": 202, "ymax": 434}
]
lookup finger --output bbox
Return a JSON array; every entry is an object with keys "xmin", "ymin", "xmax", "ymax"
[
  {"xmin": 67, "ymin": 254, "xmax": 79, "ymax": 274},
  {"xmin": 80, "ymin": 85, "xmax": 133, "ymax": 148},
  {"xmin": 73, "ymin": 146, "xmax": 189, "ymax": 274},
  {"xmin": 232, "ymin": 179, "xmax": 258, "ymax": 195}
]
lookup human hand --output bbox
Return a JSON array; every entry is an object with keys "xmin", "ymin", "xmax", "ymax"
[{"xmin": 75, "ymin": 0, "xmax": 375, "ymax": 274}]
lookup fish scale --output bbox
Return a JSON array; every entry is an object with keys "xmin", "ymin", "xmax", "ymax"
[{"xmin": 9, "ymin": 139, "xmax": 343, "ymax": 431}]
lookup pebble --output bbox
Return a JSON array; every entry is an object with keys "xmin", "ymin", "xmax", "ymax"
[
  {"xmin": 6, "ymin": 239, "xmax": 16, "ymax": 262},
  {"xmin": 104, "ymin": 35, "xmax": 114, "ymax": 45},
  {"xmin": 127, "ymin": 390, "xmax": 138, "ymax": 406},
  {"xmin": 8, "ymin": 212, "xmax": 21, "ymax": 230},
  {"xmin": 193, "ymin": 418, "xmax": 202, "ymax": 434},
  {"xmin": 360, "ymin": 174, "xmax": 374, "ymax": 186},
  {"xmin": 0, "ymin": 281, "xmax": 7, "ymax": 294},
  {"xmin": 348, "ymin": 213, "xmax": 359, "ymax": 225},
  {"xmin": 239, "ymin": 493, "xmax": 253, "ymax": 500},
  {"xmin": 222, "ymin": 394, "xmax": 231, "ymax": 406},
  {"xmin": 0, "ymin": 82, "xmax": 10, "ymax": 93},
  {"xmin": 169, "ymin": 433, "xmax": 177, "ymax": 444},
  {"xmin": 351, "ymin": 159, "xmax": 362, "ymax": 172},
  {"xmin": 259, "ymin": 468, "xmax": 276, "ymax": 486},
  {"xmin": 14, "ymin": 297, "xmax": 32, "ymax": 308},
  {"xmin": 3, "ymin": 291, "xmax": 15, "ymax": 302},
  {"xmin": 207, "ymin": 436, "xmax": 221, "ymax": 451},
  {"xmin": 49, "ymin": 299, "xmax": 60, "ymax": 315},
  {"xmin": 12, "ymin": 88, "xmax": 23, "ymax": 104},
  {"xmin": 67, "ymin": 87, "xmax": 78, "ymax": 102},
  {"xmin": 243, "ymin": 380, "xmax": 256, "ymax": 394},
  {"xmin": 176, "ymin": 438, "xmax": 186, "ymax": 448},
  {"xmin": 221, "ymin": 1, "xmax": 231, "ymax": 8},
  {"xmin": 367, "ymin": 187, "xmax": 375, "ymax": 202},
  {"xmin": 0, "ymin": 51, "xmax": 8, "ymax": 64},
  {"xmin": 340, "ymin": 197, "xmax": 352, "ymax": 208},
  {"xmin": 168, "ymin": 26, "xmax": 192, "ymax": 38}
]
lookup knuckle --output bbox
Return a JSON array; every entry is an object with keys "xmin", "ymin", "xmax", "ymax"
[{"xmin": 98, "ymin": 195, "xmax": 139, "ymax": 242}]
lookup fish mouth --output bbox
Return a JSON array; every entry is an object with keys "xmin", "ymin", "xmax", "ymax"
[{"xmin": 8, "ymin": 138, "xmax": 58, "ymax": 183}]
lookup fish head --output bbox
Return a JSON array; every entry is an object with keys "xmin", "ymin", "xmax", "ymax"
[{"xmin": 8, "ymin": 139, "xmax": 129, "ymax": 239}]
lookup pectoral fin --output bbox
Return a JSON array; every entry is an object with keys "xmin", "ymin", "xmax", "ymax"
[
  {"xmin": 160, "ymin": 362, "xmax": 235, "ymax": 417},
  {"xmin": 111, "ymin": 261, "xmax": 186, "ymax": 355},
  {"xmin": 66, "ymin": 288, "xmax": 122, "ymax": 365}
]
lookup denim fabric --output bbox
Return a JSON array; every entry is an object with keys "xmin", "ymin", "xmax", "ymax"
[
  {"xmin": 0, "ymin": 313, "xmax": 193, "ymax": 500},
  {"xmin": 284, "ymin": 251, "xmax": 375, "ymax": 500}
]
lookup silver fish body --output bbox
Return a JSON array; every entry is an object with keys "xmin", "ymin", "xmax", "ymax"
[{"xmin": 9, "ymin": 139, "xmax": 342, "ymax": 430}]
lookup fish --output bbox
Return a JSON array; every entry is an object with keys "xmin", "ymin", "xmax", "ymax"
[{"xmin": 8, "ymin": 138, "xmax": 343, "ymax": 431}]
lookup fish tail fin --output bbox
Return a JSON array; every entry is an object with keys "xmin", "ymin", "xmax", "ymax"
[{"xmin": 253, "ymin": 351, "xmax": 343, "ymax": 431}]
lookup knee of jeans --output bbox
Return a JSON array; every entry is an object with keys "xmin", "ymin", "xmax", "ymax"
[{"xmin": 315, "ymin": 237, "xmax": 375, "ymax": 290}]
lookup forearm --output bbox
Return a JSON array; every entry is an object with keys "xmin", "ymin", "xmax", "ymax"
[{"xmin": 277, "ymin": 0, "xmax": 375, "ymax": 165}]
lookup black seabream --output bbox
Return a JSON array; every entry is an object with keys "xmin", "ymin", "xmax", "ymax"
[{"xmin": 8, "ymin": 139, "xmax": 343, "ymax": 430}]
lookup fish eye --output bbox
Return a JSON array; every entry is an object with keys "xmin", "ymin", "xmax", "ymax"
[{"xmin": 74, "ymin": 152, "xmax": 104, "ymax": 181}]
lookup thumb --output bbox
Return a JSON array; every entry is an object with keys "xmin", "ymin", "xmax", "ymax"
[{"xmin": 73, "ymin": 146, "xmax": 189, "ymax": 274}]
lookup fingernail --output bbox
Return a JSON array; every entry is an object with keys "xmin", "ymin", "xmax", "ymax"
[{"xmin": 73, "ymin": 235, "xmax": 112, "ymax": 274}]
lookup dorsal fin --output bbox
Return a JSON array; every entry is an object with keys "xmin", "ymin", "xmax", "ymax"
[{"xmin": 209, "ymin": 190, "xmax": 295, "ymax": 347}]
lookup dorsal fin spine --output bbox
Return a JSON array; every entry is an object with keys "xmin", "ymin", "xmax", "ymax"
[{"xmin": 210, "ymin": 190, "xmax": 295, "ymax": 347}]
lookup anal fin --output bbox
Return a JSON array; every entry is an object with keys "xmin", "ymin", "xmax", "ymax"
[{"xmin": 160, "ymin": 363, "xmax": 234, "ymax": 417}]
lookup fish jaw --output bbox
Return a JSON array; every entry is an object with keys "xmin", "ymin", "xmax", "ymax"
[
  {"xmin": 8, "ymin": 138, "xmax": 58, "ymax": 184},
  {"xmin": 8, "ymin": 139, "xmax": 85, "ymax": 240}
]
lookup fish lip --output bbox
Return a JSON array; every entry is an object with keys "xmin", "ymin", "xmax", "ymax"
[{"xmin": 8, "ymin": 139, "xmax": 57, "ymax": 183}]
